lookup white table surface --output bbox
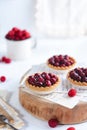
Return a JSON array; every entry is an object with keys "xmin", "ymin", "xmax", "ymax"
[{"xmin": 0, "ymin": 37, "xmax": 87, "ymax": 130}]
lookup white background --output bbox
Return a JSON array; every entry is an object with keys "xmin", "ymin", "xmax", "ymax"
[{"xmin": 0, "ymin": 0, "xmax": 36, "ymax": 37}]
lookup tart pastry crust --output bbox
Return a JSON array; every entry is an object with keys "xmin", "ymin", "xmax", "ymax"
[
  {"xmin": 25, "ymin": 79, "xmax": 60, "ymax": 92},
  {"xmin": 67, "ymin": 73, "xmax": 87, "ymax": 86},
  {"xmin": 25, "ymin": 72, "xmax": 60, "ymax": 93}
]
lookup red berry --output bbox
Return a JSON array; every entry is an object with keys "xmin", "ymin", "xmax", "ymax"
[
  {"xmin": 0, "ymin": 76, "xmax": 6, "ymax": 82},
  {"xmin": 68, "ymin": 88, "xmax": 77, "ymax": 97},
  {"xmin": 5, "ymin": 27, "xmax": 31, "ymax": 40},
  {"xmin": 46, "ymin": 80, "xmax": 51, "ymax": 86},
  {"xmin": 1, "ymin": 56, "xmax": 11, "ymax": 64},
  {"xmin": 1, "ymin": 56, "xmax": 7, "ymax": 62},
  {"xmin": 5, "ymin": 58, "xmax": 11, "ymax": 63},
  {"xmin": 25, "ymin": 32, "xmax": 31, "ymax": 38},
  {"xmin": 20, "ymin": 36, "xmax": 26, "ymax": 40},
  {"xmin": 48, "ymin": 119, "xmax": 59, "ymax": 128},
  {"xmin": 9, "ymin": 30, "xmax": 15, "ymax": 36},
  {"xmin": 12, "ymin": 27, "xmax": 20, "ymax": 32},
  {"xmin": 67, "ymin": 127, "xmax": 76, "ymax": 130}
]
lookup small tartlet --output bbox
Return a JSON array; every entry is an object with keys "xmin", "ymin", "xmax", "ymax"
[
  {"xmin": 67, "ymin": 67, "xmax": 87, "ymax": 87},
  {"xmin": 25, "ymin": 72, "xmax": 60, "ymax": 94},
  {"xmin": 47, "ymin": 55, "xmax": 76, "ymax": 73}
]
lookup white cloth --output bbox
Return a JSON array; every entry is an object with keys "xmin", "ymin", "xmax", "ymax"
[{"xmin": 36, "ymin": 0, "xmax": 87, "ymax": 37}]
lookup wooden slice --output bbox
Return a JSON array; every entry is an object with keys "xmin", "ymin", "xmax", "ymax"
[{"xmin": 19, "ymin": 87, "xmax": 87, "ymax": 125}]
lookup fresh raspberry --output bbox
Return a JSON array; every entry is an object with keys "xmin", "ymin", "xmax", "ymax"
[
  {"xmin": 25, "ymin": 32, "xmax": 31, "ymax": 38},
  {"xmin": 67, "ymin": 127, "xmax": 76, "ymax": 130},
  {"xmin": 68, "ymin": 88, "xmax": 77, "ymax": 97},
  {"xmin": 0, "ymin": 76, "xmax": 6, "ymax": 82},
  {"xmin": 22, "ymin": 31, "xmax": 31, "ymax": 38},
  {"xmin": 20, "ymin": 36, "xmax": 26, "ymax": 40},
  {"xmin": 8, "ymin": 30, "xmax": 14, "ymax": 36},
  {"xmin": 12, "ymin": 27, "xmax": 20, "ymax": 32},
  {"xmin": 15, "ymin": 37, "xmax": 20, "ymax": 41},
  {"xmin": 1, "ymin": 56, "xmax": 7, "ymax": 62},
  {"xmin": 4, "ymin": 58, "xmax": 11, "ymax": 64},
  {"xmin": 5, "ymin": 34, "xmax": 9, "ymax": 39},
  {"xmin": 48, "ymin": 119, "xmax": 59, "ymax": 128},
  {"xmin": 5, "ymin": 27, "xmax": 31, "ymax": 40},
  {"xmin": 1, "ymin": 56, "xmax": 11, "ymax": 63},
  {"xmin": 17, "ymin": 31, "xmax": 22, "ymax": 38}
]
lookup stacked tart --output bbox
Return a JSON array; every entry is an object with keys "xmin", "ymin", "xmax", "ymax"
[
  {"xmin": 47, "ymin": 55, "xmax": 76, "ymax": 73},
  {"xmin": 25, "ymin": 72, "xmax": 60, "ymax": 94},
  {"xmin": 67, "ymin": 67, "xmax": 87, "ymax": 87}
]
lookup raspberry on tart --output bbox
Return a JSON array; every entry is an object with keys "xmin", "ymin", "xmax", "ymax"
[
  {"xmin": 47, "ymin": 55, "xmax": 76, "ymax": 73},
  {"xmin": 25, "ymin": 72, "xmax": 60, "ymax": 94},
  {"xmin": 67, "ymin": 67, "xmax": 87, "ymax": 87}
]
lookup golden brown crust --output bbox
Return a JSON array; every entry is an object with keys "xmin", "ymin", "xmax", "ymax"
[
  {"xmin": 25, "ymin": 77, "xmax": 60, "ymax": 92},
  {"xmin": 67, "ymin": 72, "xmax": 87, "ymax": 86},
  {"xmin": 47, "ymin": 57, "xmax": 76, "ymax": 71}
]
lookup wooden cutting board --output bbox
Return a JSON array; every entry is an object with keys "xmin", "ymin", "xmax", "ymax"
[{"xmin": 19, "ymin": 86, "xmax": 87, "ymax": 125}]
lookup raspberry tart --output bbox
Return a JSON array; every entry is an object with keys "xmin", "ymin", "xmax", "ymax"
[
  {"xmin": 67, "ymin": 67, "xmax": 87, "ymax": 88},
  {"xmin": 47, "ymin": 55, "xmax": 76, "ymax": 74},
  {"xmin": 25, "ymin": 72, "xmax": 60, "ymax": 94}
]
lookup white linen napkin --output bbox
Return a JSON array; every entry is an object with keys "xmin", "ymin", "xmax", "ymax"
[{"xmin": 0, "ymin": 89, "xmax": 24, "ymax": 130}]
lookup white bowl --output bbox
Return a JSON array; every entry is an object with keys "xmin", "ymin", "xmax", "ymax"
[{"xmin": 6, "ymin": 37, "xmax": 35, "ymax": 60}]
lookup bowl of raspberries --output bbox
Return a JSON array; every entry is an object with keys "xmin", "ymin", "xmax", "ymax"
[{"xmin": 5, "ymin": 27, "xmax": 34, "ymax": 60}]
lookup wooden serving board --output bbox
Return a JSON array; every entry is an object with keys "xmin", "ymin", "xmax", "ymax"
[{"xmin": 19, "ymin": 87, "xmax": 87, "ymax": 125}]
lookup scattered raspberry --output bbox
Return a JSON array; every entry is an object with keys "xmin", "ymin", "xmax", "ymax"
[
  {"xmin": 48, "ymin": 119, "xmax": 59, "ymax": 128},
  {"xmin": 67, "ymin": 127, "xmax": 76, "ymax": 130},
  {"xmin": 4, "ymin": 58, "xmax": 11, "ymax": 64},
  {"xmin": 12, "ymin": 27, "xmax": 19, "ymax": 32},
  {"xmin": 1, "ymin": 56, "xmax": 7, "ymax": 62},
  {"xmin": 68, "ymin": 88, "xmax": 77, "ymax": 97},
  {"xmin": 1, "ymin": 56, "xmax": 11, "ymax": 64},
  {"xmin": 0, "ymin": 76, "xmax": 6, "ymax": 82}
]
